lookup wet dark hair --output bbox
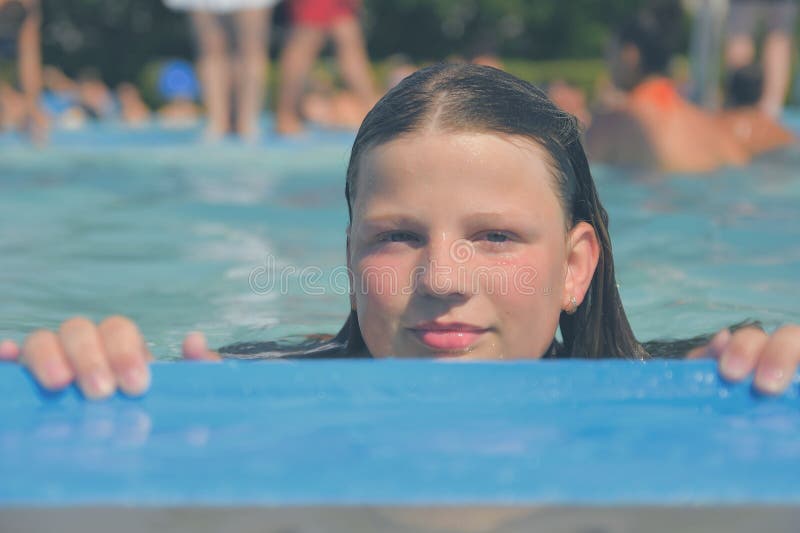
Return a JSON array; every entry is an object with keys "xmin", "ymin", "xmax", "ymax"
[
  {"xmin": 612, "ymin": 1, "xmax": 684, "ymax": 90},
  {"xmin": 223, "ymin": 63, "xmax": 649, "ymax": 360},
  {"xmin": 725, "ymin": 64, "xmax": 763, "ymax": 108}
]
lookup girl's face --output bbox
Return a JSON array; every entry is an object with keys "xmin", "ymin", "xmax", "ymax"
[{"xmin": 348, "ymin": 131, "xmax": 599, "ymax": 360}]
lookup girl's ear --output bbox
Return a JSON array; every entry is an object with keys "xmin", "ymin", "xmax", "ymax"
[{"xmin": 562, "ymin": 221, "xmax": 601, "ymax": 311}]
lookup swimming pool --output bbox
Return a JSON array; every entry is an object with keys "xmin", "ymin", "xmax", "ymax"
[
  {"xmin": 1, "ymin": 120, "xmax": 800, "ymax": 518},
  {"xmin": 1, "ymin": 119, "xmax": 799, "ymax": 354}
]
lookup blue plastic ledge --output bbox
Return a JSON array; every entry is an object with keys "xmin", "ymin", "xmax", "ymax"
[{"xmin": 1, "ymin": 360, "xmax": 799, "ymax": 506}]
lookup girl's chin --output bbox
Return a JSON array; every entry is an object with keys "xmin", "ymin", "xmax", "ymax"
[
  {"xmin": 381, "ymin": 349, "xmax": 506, "ymax": 361},
  {"xmin": 407, "ymin": 342, "xmax": 496, "ymax": 361},
  {"xmin": 432, "ymin": 351, "xmax": 488, "ymax": 361},
  {"xmin": 380, "ymin": 350, "xmax": 480, "ymax": 360}
]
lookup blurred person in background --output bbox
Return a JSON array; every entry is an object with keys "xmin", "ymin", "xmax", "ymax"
[
  {"xmin": 41, "ymin": 66, "xmax": 86, "ymax": 130},
  {"xmin": 0, "ymin": 80, "xmax": 25, "ymax": 129},
  {"xmin": 164, "ymin": 0, "xmax": 281, "ymax": 142},
  {"xmin": 586, "ymin": 1, "xmax": 749, "ymax": 173},
  {"xmin": 470, "ymin": 53, "xmax": 504, "ymax": 70},
  {"xmin": 384, "ymin": 54, "xmax": 417, "ymax": 90},
  {"xmin": 116, "ymin": 83, "xmax": 151, "ymax": 127},
  {"xmin": 0, "ymin": 0, "xmax": 46, "ymax": 143},
  {"xmin": 76, "ymin": 69, "xmax": 117, "ymax": 121},
  {"xmin": 41, "ymin": 67, "xmax": 149, "ymax": 127},
  {"xmin": 725, "ymin": 0, "xmax": 797, "ymax": 117},
  {"xmin": 298, "ymin": 62, "xmax": 368, "ymax": 129},
  {"xmin": 718, "ymin": 63, "xmax": 795, "ymax": 155},
  {"xmin": 156, "ymin": 59, "xmax": 202, "ymax": 128},
  {"xmin": 275, "ymin": 0, "xmax": 376, "ymax": 134},
  {"xmin": 547, "ymin": 80, "xmax": 592, "ymax": 130},
  {"xmin": 301, "ymin": 53, "xmax": 414, "ymax": 130}
]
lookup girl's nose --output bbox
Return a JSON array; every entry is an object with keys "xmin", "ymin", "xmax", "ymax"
[{"xmin": 415, "ymin": 239, "xmax": 473, "ymax": 298}]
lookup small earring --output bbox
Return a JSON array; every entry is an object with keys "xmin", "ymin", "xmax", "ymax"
[{"xmin": 566, "ymin": 295, "xmax": 578, "ymax": 315}]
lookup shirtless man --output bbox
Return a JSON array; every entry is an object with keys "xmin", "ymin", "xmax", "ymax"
[
  {"xmin": 718, "ymin": 64, "xmax": 795, "ymax": 156},
  {"xmin": 587, "ymin": 5, "xmax": 748, "ymax": 173}
]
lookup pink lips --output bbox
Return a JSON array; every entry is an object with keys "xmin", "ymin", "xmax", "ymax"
[{"xmin": 410, "ymin": 322, "xmax": 489, "ymax": 352}]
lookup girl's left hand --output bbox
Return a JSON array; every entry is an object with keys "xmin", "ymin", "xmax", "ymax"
[{"xmin": 687, "ymin": 325, "xmax": 800, "ymax": 394}]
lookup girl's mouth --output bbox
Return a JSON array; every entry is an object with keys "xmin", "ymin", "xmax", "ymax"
[{"xmin": 408, "ymin": 322, "xmax": 489, "ymax": 352}]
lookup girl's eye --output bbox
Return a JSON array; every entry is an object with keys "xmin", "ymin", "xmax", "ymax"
[
  {"xmin": 475, "ymin": 231, "xmax": 514, "ymax": 244},
  {"xmin": 484, "ymin": 232, "xmax": 510, "ymax": 243},
  {"xmin": 474, "ymin": 231, "xmax": 518, "ymax": 252},
  {"xmin": 380, "ymin": 231, "xmax": 419, "ymax": 243}
]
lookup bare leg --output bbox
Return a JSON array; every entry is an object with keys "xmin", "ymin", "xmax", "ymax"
[
  {"xmin": 760, "ymin": 31, "xmax": 793, "ymax": 117},
  {"xmin": 275, "ymin": 25, "xmax": 326, "ymax": 135},
  {"xmin": 192, "ymin": 11, "xmax": 231, "ymax": 140},
  {"xmin": 330, "ymin": 17, "xmax": 377, "ymax": 108},
  {"xmin": 233, "ymin": 7, "xmax": 269, "ymax": 141},
  {"xmin": 18, "ymin": 0, "xmax": 47, "ymax": 144}
]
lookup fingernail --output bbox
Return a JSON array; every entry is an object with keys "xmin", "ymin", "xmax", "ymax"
[
  {"xmin": 85, "ymin": 370, "xmax": 115, "ymax": 398},
  {"xmin": 755, "ymin": 365, "xmax": 789, "ymax": 395},
  {"xmin": 719, "ymin": 350, "xmax": 749, "ymax": 380},
  {"xmin": 43, "ymin": 359, "xmax": 70, "ymax": 389},
  {"xmin": 0, "ymin": 340, "xmax": 18, "ymax": 360},
  {"xmin": 120, "ymin": 366, "xmax": 150, "ymax": 395},
  {"xmin": 183, "ymin": 332, "xmax": 208, "ymax": 360}
]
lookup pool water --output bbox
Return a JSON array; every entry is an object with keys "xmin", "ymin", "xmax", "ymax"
[
  {"xmin": 2, "ymin": 119, "xmax": 800, "ymax": 512},
  {"xmin": 1, "ymin": 119, "xmax": 799, "ymax": 357}
]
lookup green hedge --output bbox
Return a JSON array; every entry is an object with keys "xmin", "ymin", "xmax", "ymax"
[{"xmin": 134, "ymin": 57, "xmax": 608, "ymax": 109}]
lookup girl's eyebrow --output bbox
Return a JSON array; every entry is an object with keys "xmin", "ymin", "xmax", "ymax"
[
  {"xmin": 359, "ymin": 213, "xmax": 425, "ymax": 228},
  {"xmin": 466, "ymin": 211, "xmax": 534, "ymax": 225},
  {"xmin": 359, "ymin": 211, "xmax": 539, "ymax": 229}
]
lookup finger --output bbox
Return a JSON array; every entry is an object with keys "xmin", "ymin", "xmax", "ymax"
[
  {"xmin": 0, "ymin": 339, "xmax": 21, "ymax": 361},
  {"xmin": 98, "ymin": 316, "xmax": 151, "ymax": 397},
  {"xmin": 59, "ymin": 317, "xmax": 115, "ymax": 399},
  {"xmin": 182, "ymin": 332, "xmax": 221, "ymax": 362},
  {"xmin": 717, "ymin": 327, "xmax": 768, "ymax": 382},
  {"xmin": 753, "ymin": 325, "xmax": 800, "ymax": 395},
  {"xmin": 686, "ymin": 328, "xmax": 731, "ymax": 360},
  {"xmin": 21, "ymin": 330, "xmax": 75, "ymax": 391}
]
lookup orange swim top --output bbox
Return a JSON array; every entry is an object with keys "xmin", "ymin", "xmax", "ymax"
[{"xmin": 629, "ymin": 77, "xmax": 683, "ymax": 112}]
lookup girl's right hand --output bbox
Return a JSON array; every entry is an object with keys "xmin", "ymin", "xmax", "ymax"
[{"xmin": 0, "ymin": 316, "xmax": 220, "ymax": 399}]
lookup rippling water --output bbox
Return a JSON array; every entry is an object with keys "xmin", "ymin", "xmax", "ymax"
[{"xmin": 1, "ymin": 122, "xmax": 798, "ymax": 357}]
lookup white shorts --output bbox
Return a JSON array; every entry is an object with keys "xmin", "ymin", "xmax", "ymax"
[{"xmin": 164, "ymin": 0, "xmax": 282, "ymax": 13}]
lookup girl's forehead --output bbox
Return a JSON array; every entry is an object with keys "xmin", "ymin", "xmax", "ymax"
[{"xmin": 353, "ymin": 131, "xmax": 559, "ymax": 213}]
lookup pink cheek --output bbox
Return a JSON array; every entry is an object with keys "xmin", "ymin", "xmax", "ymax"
[
  {"xmin": 474, "ymin": 252, "xmax": 553, "ymax": 299},
  {"xmin": 355, "ymin": 254, "xmax": 416, "ymax": 309}
]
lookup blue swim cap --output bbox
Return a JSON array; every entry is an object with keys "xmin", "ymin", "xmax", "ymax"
[{"xmin": 158, "ymin": 59, "xmax": 199, "ymax": 101}]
